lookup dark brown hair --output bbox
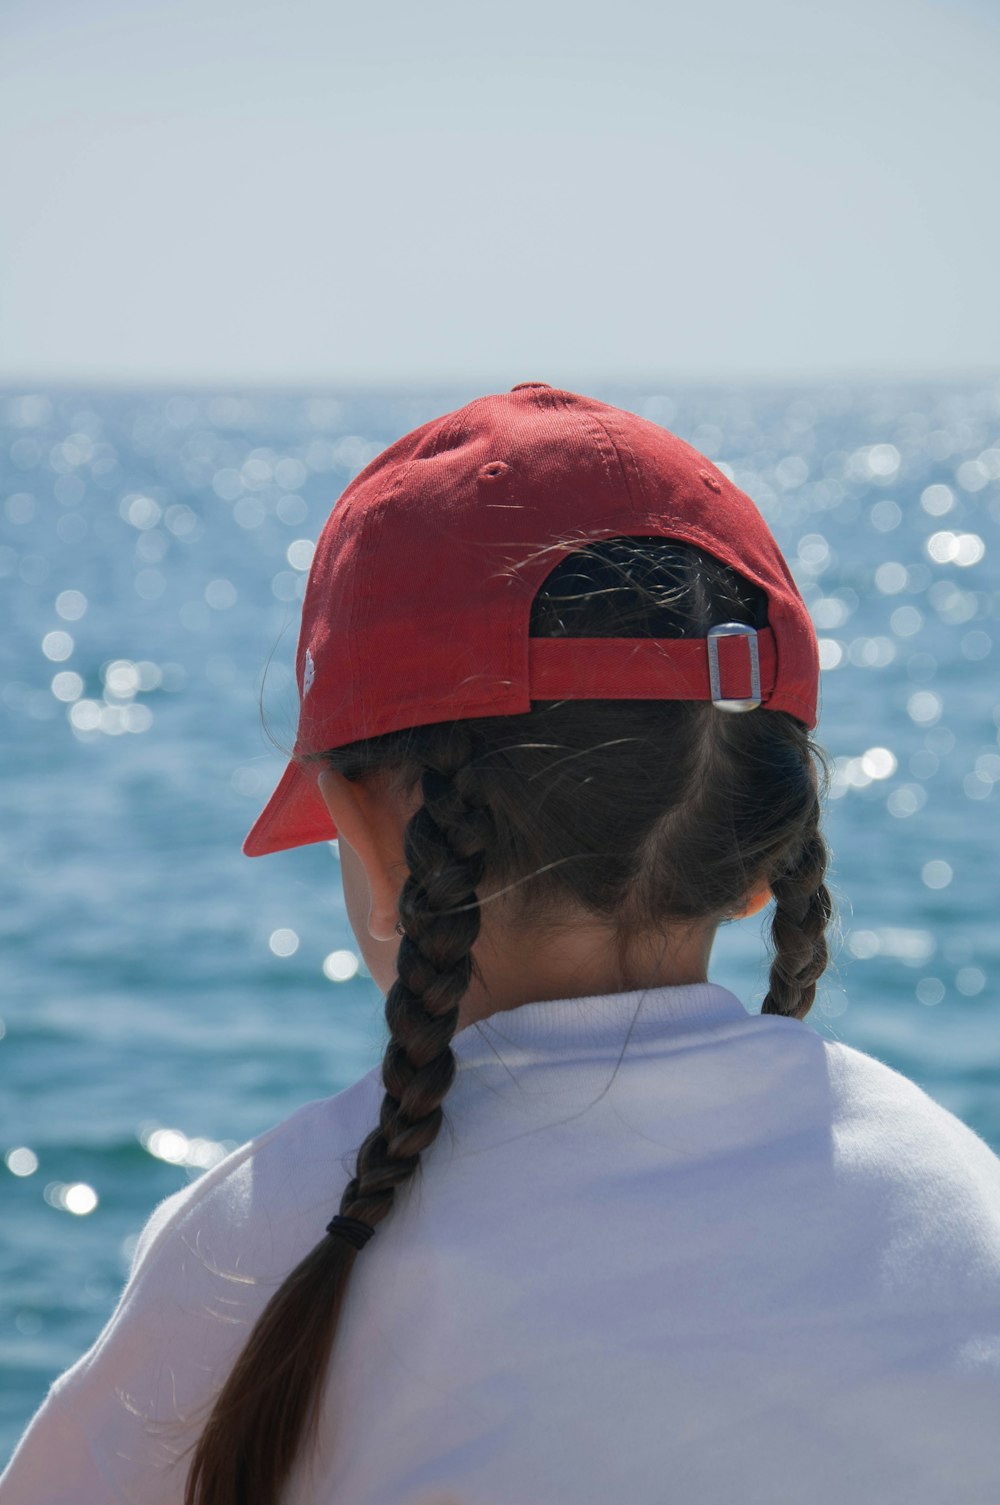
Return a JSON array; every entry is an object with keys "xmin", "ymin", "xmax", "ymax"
[{"xmin": 184, "ymin": 538, "xmax": 832, "ymax": 1505}]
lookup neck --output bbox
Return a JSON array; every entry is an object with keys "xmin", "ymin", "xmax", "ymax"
[{"xmin": 457, "ymin": 904, "xmax": 718, "ymax": 1030}]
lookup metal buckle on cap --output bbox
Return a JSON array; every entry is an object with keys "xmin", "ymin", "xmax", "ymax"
[{"xmin": 707, "ymin": 623, "xmax": 762, "ymax": 712}]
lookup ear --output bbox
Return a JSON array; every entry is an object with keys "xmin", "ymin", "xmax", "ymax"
[
  {"xmin": 733, "ymin": 884, "xmax": 772, "ymax": 920},
  {"xmin": 315, "ymin": 768, "xmax": 410, "ymax": 942}
]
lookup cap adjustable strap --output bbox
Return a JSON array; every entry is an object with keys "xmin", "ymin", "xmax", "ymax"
[
  {"xmin": 706, "ymin": 622, "xmax": 762, "ymax": 711},
  {"xmin": 527, "ymin": 625, "xmax": 774, "ymax": 706}
]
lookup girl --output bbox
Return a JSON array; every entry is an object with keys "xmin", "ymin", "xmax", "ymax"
[{"xmin": 5, "ymin": 383, "xmax": 1000, "ymax": 1505}]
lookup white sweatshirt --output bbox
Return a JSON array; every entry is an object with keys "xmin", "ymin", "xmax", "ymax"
[{"xmin": 4, "ymin": 981, "xmax": 1000, "ymax": 1505}]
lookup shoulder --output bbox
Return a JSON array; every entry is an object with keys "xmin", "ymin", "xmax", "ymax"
[
  {"xmin": 51, "ymin": 1064, "xmax": 384, "ymax": 1410},
  {"xmin": 741, "ymin": 1013, "xmax": 1000, "ymax": 1166},
  {"xmin": 126, "ymin": 1063, "xmax": 385, "ymax": 1285},
  {"xmin": 821, "ymin": 1035, "xmax": 997, "ymax": 1154},
  {"xmin": 819, "ymin": 1036, "xmax": 1000, "ymax": 1239},
  {"xmin": 727, "ymin": 1012, "xmax": 1000, "ymax": 1202},
  {"xmin": 726, "ymin": 1017, "xmax": 1000, "ymax": 1293}
]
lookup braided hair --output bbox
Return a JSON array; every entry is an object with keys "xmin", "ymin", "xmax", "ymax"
[
  {"xmin": 762, "ymin": 800, "xmax": 833, "ymax": 1020},
  {"xmin": 341, "ymin": 737, "xmax": 488, "ymax": 1225},
  {"xmin": 185, "ymin": 539, "xmax": 833, "ymax": 1505}
]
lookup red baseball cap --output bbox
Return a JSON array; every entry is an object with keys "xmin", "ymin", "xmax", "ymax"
[{"xmin": 244, "ymin": 383, "xmax": 819, "ymax": 857}]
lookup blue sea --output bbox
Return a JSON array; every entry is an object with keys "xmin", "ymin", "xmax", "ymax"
[{"xmin": 2, "ymin": 379, "xmax": 999, "ymax": 1458}]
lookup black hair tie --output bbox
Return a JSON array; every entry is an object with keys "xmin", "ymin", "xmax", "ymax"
[{"xmin": 325, "ymin": 1214, "xmax": 375, "ymax": 1250}]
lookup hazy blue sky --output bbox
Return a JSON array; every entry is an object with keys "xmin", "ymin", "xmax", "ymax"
[{"xmin": 1, "ymin": 0, "xmax": 997, "ymax": 386}]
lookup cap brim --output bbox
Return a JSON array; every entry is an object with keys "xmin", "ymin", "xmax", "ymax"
[{"xmin": 242, "ymin": 758, "xmax": 338, "ymax": 856}]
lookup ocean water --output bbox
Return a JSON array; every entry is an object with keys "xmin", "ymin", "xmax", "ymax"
[{"xmin": 1, "ymin": 378, "xmax": 998, "ymax": 1458}]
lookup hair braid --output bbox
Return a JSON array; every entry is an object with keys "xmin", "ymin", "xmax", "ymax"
[
  {"xmin": 761, "ymin": 792, "xmax": 833, "ymax": 1021},
  {"xmin": 339, "ymin": 749, "xmax": 487, "ymax": 1222}
]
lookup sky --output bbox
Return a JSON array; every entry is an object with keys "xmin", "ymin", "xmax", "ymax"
[{"xmin": 0, "ymin": 0, "xmax": 997, "ymax": 388}]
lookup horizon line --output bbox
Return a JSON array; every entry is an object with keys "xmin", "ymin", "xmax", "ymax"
[{"xmin": 1, "ymin": 363, "xmax": 999, "ymax": 397}]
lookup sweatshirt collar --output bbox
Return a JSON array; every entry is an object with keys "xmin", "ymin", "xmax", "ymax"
[{"xmin": 449, "ymin": 980, "xmax": 750, "ymax": 1062}]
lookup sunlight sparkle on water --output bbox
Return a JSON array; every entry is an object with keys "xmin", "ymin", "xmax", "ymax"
[
  {"xmin": 323, "ymin": 949, "xmax": 360, "ymax": 983},
  {"xmin": 286, "ymin": 539, "xmax": 315, "ymax": 572},
  {"xmin": 276, "ymin": 494, "xmax": 308, "ymax": 525},
  {"xmin": 830, "ymin": 746, "xmax": 897, "ymax": 796},
  {"xmin": 205, "ymin": 579, "xmax": 238, "ymax": 610},
  {"xmin": 887, "ymin": 784, "xmax": 927, "ymax": 818},
  {"xmin": 5, "ymin": 1147, "xmax": 39, "ymax": 1177},
  {"xmin": 120, "ymin": 494, "xmax": 162, "ymax": 530},
  {"xmin": 848, "ymin": 636, "xmax": 895, "ymax": 668},
  {"xmin": 961, "ymin": 630, "xmax": 992, "ymax": 661},
  {"xmin": 907, "ymin": 691, "xmax": 942, "ymax": 726},
  {"xmin": 874, "ymin": 562, "xmax": 908, "ymax": 595},
  {"xmin": 926, "ymin": 531, "xmax": 986, "ymax": 567},
  {"xmin": 846, "ymin": 927, "xmax": 935, "ymax": 964},
  {"xmin": 231, "ymin": 765, "xmax": 269, "ymax": 799},
  {"xmin": 41, "ymin": 631, "xmax": 73, "ymax": 662},
  {"xmin": 920, "ymin": 484, "xmax": 955, "ymax": 517},
  {"xmin": 145, "ymin": 1127, "xmax": 189, "ymax": 1163},
  {"xmin": 51, "ymin": 671, "xmax": 84, "ymax": 702},
  {"xmin": 850, "ymin": 443, "xmax": 901, "ymax": 481},
  {"xmin": 956, "ymin": 460, "xmax": 992, "ymax": 493},
  {"xmin": 269, "ymin": 928, "xmax": 299, "ymax": 957},
  {"xmin": 860, "ymin": 747, "xmax": 897, "ymax": 780},
  {"xmin": 271, "ymin": 570, "xmax": 307, "ymax": 601},
  {"xmin": 975, "ymin": 753, "xmax": 1000, "ymax": 783},
  {"xmin": 69, "ymin": 700, "xmax": 101, "ymax": 731},
  {"xmin": 140, "ymin": 1125, "xmax": 232, "ymax": 1170},
  {"xmin": 234, "ymin": 497, "xmax": 266, "ymax": 530},
  {"xmin": 922, "ymin": 860, "xmax": 954, "ymax": 890},
  {"xmin": 810, "ymin": 596, "xmax": 850, "ymax": 629},
  {"xmin": 890, "ymin": 606, "xmax": 923, "ymax": 638},
  {"xmin": 55, "ymin": 589, "xmax": 88, "ymax": 620},
  {"xmin": 103, "ymin": 660, "xmax": 141, "ymax": 698},
  {"xmin": 870, "ymin": 500, "xmax": 902, "ymax": 532},
  {"xmin": 44, "ymin": 1182, "xmax": 99, "ymax": 1215},
  {"xmin": 165, "ymin": 503, "xmax": 200, "ymax": 537}
]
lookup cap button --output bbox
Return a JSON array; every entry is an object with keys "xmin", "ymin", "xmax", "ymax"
[{"xmin": 510, "ymin": 381, "xmax": 551, "ymax": 392}]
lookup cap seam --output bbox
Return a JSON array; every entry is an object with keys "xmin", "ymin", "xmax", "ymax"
[
  {"xmin": 556, "ymin": 392, "xmax": 620, "ymax": 494},
  {"xmin": 425, "ymin": 408, "xmax": 466, "ymax": 457},
  {"xmin": 591, "ymin": 407, "xmax": 650, "ymax": 507}
]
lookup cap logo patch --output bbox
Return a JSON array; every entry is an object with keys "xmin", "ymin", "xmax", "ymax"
[{"xmin": 303, "ymin": 647, "xmax": 316, "ymax": 697}]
